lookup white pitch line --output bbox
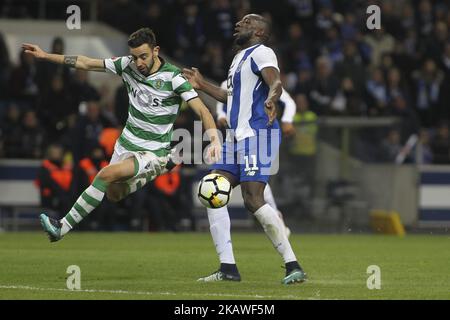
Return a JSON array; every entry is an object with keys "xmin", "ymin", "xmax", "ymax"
[{"xmin": 0, "ymin": 285, "xmax": 308, "ymax": 300}]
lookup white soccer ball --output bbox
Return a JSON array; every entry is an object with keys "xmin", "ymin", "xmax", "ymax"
[{"xmin": 197, "ymin": 173, "xmax": 232, "ymax": 208}]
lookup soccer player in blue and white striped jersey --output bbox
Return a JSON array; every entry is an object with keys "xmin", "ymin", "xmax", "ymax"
[
  {"xmin": 216, "ymin": 81, "xmax": 296, "ymax": 237},
  {"xmin": 184, "ymin": 14, "xmax": 307, "ymax": 285}
]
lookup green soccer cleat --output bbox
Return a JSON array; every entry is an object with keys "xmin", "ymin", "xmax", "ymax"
[
  {"xmin": 39, "ymin": 214, "xmax": 63, "ymax": 242},
  {"xmin": 197, "ymin": 270, "xmax": 241, "ymax": 282},
  {"xmin": 282, "ymin": 269, "xmax": 307, "ymax": 285}
]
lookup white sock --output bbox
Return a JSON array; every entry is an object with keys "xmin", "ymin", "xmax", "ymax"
[
  {"xmin": 60, "ymin": 217, "xmax": 72, "ymax": 236},
  {"xmin": 264, "ymin": 184, "xmax": 278, "ymax": 211},
  {"xmin": 207, "ymin": 206, "xmax": 236, "ymax": 264},
  {"xmin": 254, "ymin": 203, "xmax": 297, "ymax": 263}
]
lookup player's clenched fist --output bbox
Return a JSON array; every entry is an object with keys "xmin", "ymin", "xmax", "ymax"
[{"xmin": 264, "ymin": 99, "xmax": 277, "ymax": 126}]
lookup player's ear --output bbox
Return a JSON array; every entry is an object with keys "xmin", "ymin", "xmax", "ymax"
[
  {"xmin": 254, "ymin": 27, "xmax": 264, "ymax": 38},
  {"xmin": 153, "ymin": 46, "xmax": 160, "ymax": 56}
]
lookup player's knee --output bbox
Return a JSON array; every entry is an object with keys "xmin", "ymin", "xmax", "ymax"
[
  {"xmin": 97, "ymin": 166, "xmax": 118, "ymax": 183},
  {"xmin": 243, "ymin": 193, "xmax": 265, "ymax": 213}
]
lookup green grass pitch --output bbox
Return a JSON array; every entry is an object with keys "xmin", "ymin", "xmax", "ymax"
[{"xmin": 0, "ymin": 232, "xmax": 449, "ymax": 299}]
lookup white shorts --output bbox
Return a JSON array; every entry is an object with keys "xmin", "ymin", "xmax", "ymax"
[{"xmin": 110, "ymin": 141, "xmax": 170, "ymax": 179}]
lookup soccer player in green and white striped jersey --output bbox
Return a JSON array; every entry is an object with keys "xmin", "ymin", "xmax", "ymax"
[{"xmin": 23, "ymin": 28, "xmax": 221, "ymax": 242}]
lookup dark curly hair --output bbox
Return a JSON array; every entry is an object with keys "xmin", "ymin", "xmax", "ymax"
[{"xmin": 128, "ymin": 28, "xmax": 157, "ymax": 48}]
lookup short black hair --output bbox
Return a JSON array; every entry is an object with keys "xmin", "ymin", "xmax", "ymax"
[{"xmin": 128, "ymin": 28, "xmax": 157, "ymax": 48}]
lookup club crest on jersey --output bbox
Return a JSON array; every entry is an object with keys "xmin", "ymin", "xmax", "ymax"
[{"xmin": 154, "ymin": 79, "xmax": 164, "ymax": 89}]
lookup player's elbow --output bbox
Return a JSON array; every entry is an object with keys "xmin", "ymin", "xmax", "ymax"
[{"xmin": 79, "ymin": 57, "xmax": 98, "ymax": 71}]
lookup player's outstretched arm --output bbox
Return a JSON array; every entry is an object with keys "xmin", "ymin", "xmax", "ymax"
[
  {"xmin": 187, "ymin": 97, "xmax": 222, "ymax": 162},
  {"xmin": 22, "ymin": 43, "xmax": 105, "ymax": 72},
  {"xmin": 261, "ymin": 67, "xmax": 283, "ymax": 125},
  {"xmin": 183, "ymin": 67, "xmax": 228, "ymax": 104}
]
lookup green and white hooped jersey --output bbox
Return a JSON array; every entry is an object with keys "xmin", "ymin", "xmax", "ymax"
[{"xmin": 104, "ymin": 56, "xmax": 198, "ymax": 156}]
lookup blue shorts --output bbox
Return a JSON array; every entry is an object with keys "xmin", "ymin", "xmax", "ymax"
[{"xmin": 211, "ymin": 128, "xmax": 281, "ymax": 183}]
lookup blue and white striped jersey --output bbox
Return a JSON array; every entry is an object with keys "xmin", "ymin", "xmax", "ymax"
[{"xmin": 225, "ymin": 44, "xmax": 280, "ymax": 141}]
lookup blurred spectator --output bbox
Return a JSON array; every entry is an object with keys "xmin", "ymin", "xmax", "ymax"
[
  {"xmin": 412, "ymin": 59, "xmax": 445, "ymax": 127},
  {"xmin": 366, "ymin": 67, "xmax": 389, "ymax": 116},
  {"xmin": 70, "ymin": 69, "xmax": 100, "ymax": 110},
  {"xmin": 0, "ymin": 104, "xmax": 22, "ymax": 158},
  {"xmin": 318, "ymin": 25, "xmax": 343, "ymax": 64},
  {"xmin": 200, "ymin": 42, "xmax": 227, "ymax": 82},
  {"xmin": 141, "ymin": 2, "xmax": 168, "ymax": 49},
  {"xmin": 98, "ymin": 84, "xmax": 120, "ymax": 128},
  {"xmin": 99, "ymin": 0, "xmax": 144, "ymax": 35},
  {"xmin": 289, "ymin": 93, "xmax": 318, "ymax": 159},
  {"xmin": 234, "ymin": 0, "xmax": 251, "ymax": 20},
  {"xmin": 380, "ymin": 1, "xmax": 403, "ymax": 39},
  {"xmin": 386, "ymin": 68, "xmax": 409, "ymax": 106},
  {"xmin": 99, "ymin": 128, "xmax": 121, "ymax": 159},
  {"xmin": 400, "ymin": 3, "xmax": 416, "ymax": 38},
  {"xmin": 416, "ymin": 0, "xmax": 435, "ymax": 38},
  {"xmin": 18, "ymin": 110, "xmax": 46, "ymax": 159},
  {"xmin": 334, "ymin": 41, "xmax": 366, "ymax": 95},
  {"xmin": 380, "ymin": 129, "xmax": 402, "ymax": 162},
  {"xmin": 421, "ymin": 21, "xmax": 448, "ymax": 64},
  {"xmin": 38, "ymin": 74, "xmax": 76, "ymax": 141},
  {"xmin": 293, "ymin": 68, "xmax": 312, "ymax": 95},
  {"xmin": 279, "ymin": 22, "xmax": 312, "ymax": 73},
  {"xmin": 315, "ymin": 4, "xmax": 335, "ymax": 37},
  {"xmin": 331, "ymin": 77, "xmax": 365, "ymax": 116},
  {"xmin": 173, "ymin": 2, "xmax": 206, "ymax": 67},
  {"xmin": 309, "ymin": 56, "xmax": 339, "ymax": 115},
  {"xmin": 206, "ymin": 0, "xmax": 236, "ymax": 46},
  {"xmin": 379, "ymin": 53, "xmax": 395, "ymax": 76},
  {"xmin": 58, "ymin": 113, "xmax": 79, "ymax": 154},
  {"xmin": 438, "ymin": 42, "xmax": 450, "ymax": 74},
  {"xmin": 71, "ymin": 101, "xmax": 111, "ymax": 163},
  {"xmin": 390, "ymin": 33, "xmax": 418, "ymax": 81},
  {"xmin": 391, "ymin": 95, "xmax": 420, "ymax": 141},
  {"xmin": 364, "ymin": 27, "xmax": 395, "ymax": 67},
  {"xmin": 286, "ymin": 93, "xmax": 317, "ymax": 210},
  {"xmin": 0, "ymin": 32, "xmax": 11, "ymax": 100},
  {"xmin": 36, "ymin": 37, "xmax": 72, "ymax": 94},
  {"xmin": 340, "ymin": 13, "xmax": 358, "ymax": 41},
  {"xmin": 431, "ymin": 122, "xmax": 450, "ymax": 164},
  {"xmin": 413, "ymin": 128, "xmax": 434, "ymax": 164},
  {"xmin": 9, "ymin": 51, "xmax": 39, "ymax": 107},
  {"xmin": 35, "ymin": 144, "xmax": 73, "ymax": 214}
]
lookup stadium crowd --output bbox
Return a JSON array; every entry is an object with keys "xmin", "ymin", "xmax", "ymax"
[{"xmin": 0, "ymin": 0, "xmax": 449, "ymax": 229}]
